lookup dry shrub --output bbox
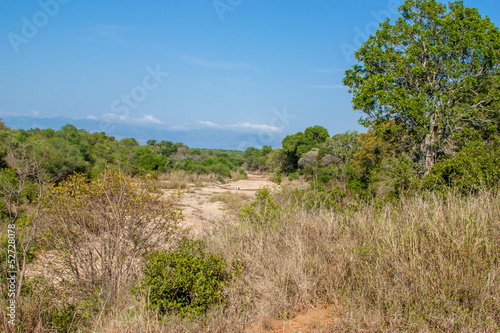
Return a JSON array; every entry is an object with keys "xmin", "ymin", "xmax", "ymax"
[
  {"xmin": 36, "ymin": 170, "xmax": 182, "ymax": 317},
  {"xmin": 337, "ymin": 189, "xmax": 500, "ymax": 332}
]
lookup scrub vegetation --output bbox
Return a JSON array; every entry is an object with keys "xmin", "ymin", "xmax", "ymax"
[{"xmin": 1, "ymin": 0, "xmax": 500, "ymax": 331}]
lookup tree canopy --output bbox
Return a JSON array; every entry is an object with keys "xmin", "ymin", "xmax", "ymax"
[{"xmin": 343, "ymin": 0, "xmax": 500, "ymax": 175}]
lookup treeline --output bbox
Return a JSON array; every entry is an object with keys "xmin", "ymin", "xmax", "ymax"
[
  {"xmin": 0, "ymin": 121, "xmax": 246, "ymax": 181},
  {"xmin": 242, "ymin": 123, "xmax": 500, "ymax": 198},
  {"xmin": 2, "ymin": 118, "xmax": 499, "ymax": 198}
]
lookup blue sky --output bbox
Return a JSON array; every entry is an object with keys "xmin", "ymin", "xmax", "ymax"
[{"xmin": 1, "ymin": 0, "xmax": 499, "ymax": 147}]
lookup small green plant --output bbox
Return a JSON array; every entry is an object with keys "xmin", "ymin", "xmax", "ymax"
[
  {"xmin": 143, "ymin": 238, "xmax": 242, "ymax": 318},
  {"xmin": 239, "ymin": 187, "xmax": 281, "ymax": 226}
]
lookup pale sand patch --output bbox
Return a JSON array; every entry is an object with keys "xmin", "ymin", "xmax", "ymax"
[{"xmin": 162, "ymin": 173, "xmax": 278, "ymax": 237}]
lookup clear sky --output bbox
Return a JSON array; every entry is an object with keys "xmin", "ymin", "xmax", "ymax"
[{"xmin": 1, "ymin": 0, "xmax": 499, "ymax": 144}]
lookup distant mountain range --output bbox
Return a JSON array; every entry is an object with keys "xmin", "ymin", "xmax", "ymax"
[{"xmin": 0, "ymin": 115, "xmax": 284, "ymax": 150}]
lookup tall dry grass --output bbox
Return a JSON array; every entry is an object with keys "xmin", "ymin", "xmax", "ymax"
[
  {"xmin": 7, "ymin": 187, "xmax": 499, "ymax": 332},
  {"xmin": 206, "ymin": 188, "xmax": 500, "ymax": 332}
]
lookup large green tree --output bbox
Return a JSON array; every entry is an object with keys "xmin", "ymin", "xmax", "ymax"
[
  {"xmin": 343, "ymin": 0, "xmax": 500, "ymax": 175},
  {"xmin": 281, "ymin": 126, "xmax": 329, "ymax": 172}
]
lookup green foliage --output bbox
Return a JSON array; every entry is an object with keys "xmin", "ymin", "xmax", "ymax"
[
  {"xmin": 287, "ymin": 172, "xmax": 299, "ymax": 181},
  {"xmin": 272, "ymin": 168, "xmax": 282, "ymax": 184},
  {"xmin": 321, "ymin": 130, "xmax": 359, "ymax": 163},
  {"xmin": 304, "ymin": 126, "xmax": 329, "ymax": 144},
  {"xmin": 143, "ymin": 238, "xmax": 241, "ymax": 317},
  {"xmin": 422, "ymin": 141, "xmax": 500, "ymax": 192},
  {"xmin": 316, "ymin": 165, "xmax": 336, "ymax": 184},
  {"xmin": 281, "ymin": 126, "xmax": 329, "ymax": 172},
  {"xmin": 0, "ymin": 119, "xmax": 10, "ymax": 168},
  {"xmin": 343, "ymin": 0, "xmax": 500, "ymax": 174},
  {"xmin": 243, "ymin": 145, "xmax": 274, "ymax": 171},
  {"xmin": 350, "ymin": 128, "xmax": 396, "ymax": 185},
  {"xmin": 0, "ymin": 122, "xmax": 248, "ymax": 181},
  {"xmin": 132, "ymin": 146, "xmax": 167, "ymax": 173},
  {"xmin": 239, "ymin": 187, "xmax": 281, "ymax": 226},
  {"xmin": 40, "ymin": 137, "xmax": 89, "ymax": 180},
  {"xmin": 49, "ymin": 304, "xmax": 78, "ymax": 332}
]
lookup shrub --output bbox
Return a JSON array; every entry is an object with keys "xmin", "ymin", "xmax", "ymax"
[
  {"xmin": 316, "ymin": 165, "xmax": 335, "ymax": 184},
  {"xmin": 143, "ymin": 238, "xmax": 242, "ymax": 317},
  {"xmin": 287, "ymin": 172, "xmax": 299, "ymax": 181},
  {"xmin": 39, "ymin": 170, "xmax": 182, "ymax": 312},
  {"xmin": 422, "ymin": 141, "xmax": 500, "ymax": 193},
  {"xmin": 239, "ymin": 187, "xmax": 281, "ymax": 227}
]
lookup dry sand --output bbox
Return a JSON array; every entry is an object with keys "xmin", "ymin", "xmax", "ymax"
[{"xmin": 162, "ymin": 173, "xmax": 279, "ymax": 236}]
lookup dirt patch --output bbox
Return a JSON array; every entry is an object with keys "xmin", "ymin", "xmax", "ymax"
[
  {"xmin": 245, "ymin": 305, "xmax": 340, "ymax": 333},
  {"xmin": 162, "ymin": 173, "xmax": 278, "ymax": 236}
]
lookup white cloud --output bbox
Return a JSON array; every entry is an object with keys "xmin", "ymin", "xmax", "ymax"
[
  {"xmin": 230, "ymin": 122, "xmax": 282, "ymax": 133},
  {"xmin": 87, "ymin": 114, "xmax": 98, "ymax": 120},
  {"xmin": 198, "ymin": 120, "xmax": 221, "ymax": 128},
  {"xmin": 143, "ymin": 115, "xmax": 164, "ymax": 124},
  {"xmin": 196, "ymin": 120, "xmax": 282, "ymax": 133},
  {"xmin": 32, "ymin": 111, "xmax": 39, "ymax": 117},
  {"xmin": 102, "ymin": 113, "xmax": 164, "ymax": 125}
]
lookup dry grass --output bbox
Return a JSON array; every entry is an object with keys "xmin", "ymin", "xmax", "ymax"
[
  {"xmin": 7, "ymin": 187, "xmax": 500, "ymax": 332},
  {"xmin": 205, "ymin": 188, "xmax": 500, "ymax": 332},
  {"xmin": 230, "ymin": 170, "xmax": 247, "ymax": 181},
  {"xmin": 209, "ymin": 191, "xmax": 250, "ymax": 213}
]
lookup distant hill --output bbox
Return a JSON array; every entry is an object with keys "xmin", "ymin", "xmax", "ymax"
[{"xmin": 0, "ymin": 115, "xmax": 283, "ymax": 150}]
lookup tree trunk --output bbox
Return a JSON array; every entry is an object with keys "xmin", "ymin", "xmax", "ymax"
[{"xmin": 423, "ymin": 120, "xmax": 437, "ymax": 175}]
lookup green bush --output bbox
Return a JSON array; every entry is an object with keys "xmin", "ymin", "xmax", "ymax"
[
  {"xmin": 239, "ymin": 187, "xmax": 281, "ymax": 226},
  {"xmin": 142, "ymin": 238, "xmax": 242, "ymax": 317},
  {"xmin": 422, "ymin": 141, "xmax": 500, "ymax": 193},
  {"xmin": 208, "ymin": 163, "xmax": 231, "ymax": 178},
  {"xmin": 287, "ymin": 172, "xmax": 299, "ymax": 181},
  {"xmin": 316, "ymin": 165, "xmax": 335, "ymax": 184}
]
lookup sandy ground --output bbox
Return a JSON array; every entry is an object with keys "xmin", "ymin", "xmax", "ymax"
[
  {"xmin": 245, "ymin": 304, "xmax": 341, "ymax": 333},
  {"xmin": 162, "ymin": 173, "xmax": 279, "ymax": 236}
]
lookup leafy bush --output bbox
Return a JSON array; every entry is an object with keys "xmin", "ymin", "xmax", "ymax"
[
  {"xmin": 239, "ymin": 187, "xmax": 281, "ymax": 226},
  {"xmin": 316, "ymin": 165, "xmax": 336, "ymax": 184},
  {"xmin": 422, "ymin": 141, "xmax": 500, "ymax": 192},
  {"xmin": 143, "ymin": 238, "xmax": 242, "ymax": 317}
]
